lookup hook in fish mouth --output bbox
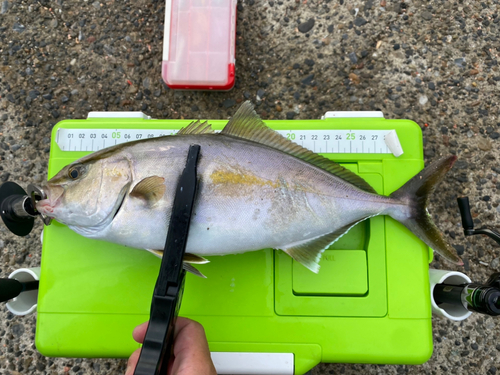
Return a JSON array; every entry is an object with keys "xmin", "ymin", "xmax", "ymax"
[
  {"xmin": 28, "ymin": 184, "xmax": 47, "ymax": 202},
  {"xmin": 27, "ymin": 184, "xmax": 52, "ymax": 225}
]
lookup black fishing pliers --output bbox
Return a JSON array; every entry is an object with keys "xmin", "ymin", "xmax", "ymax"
[{"xmin": 133, "ymin": 144, "xmax": 201, "ymax": 375}]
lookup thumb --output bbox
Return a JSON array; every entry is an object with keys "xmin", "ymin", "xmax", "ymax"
[{"xmin": 170, "ymin": 318, "xmax": 216, "ymax": 375}]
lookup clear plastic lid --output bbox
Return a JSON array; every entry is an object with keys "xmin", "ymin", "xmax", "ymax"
[{"xmin": 162, "ymin": 0, "xmax": 237, "ymax": 90}]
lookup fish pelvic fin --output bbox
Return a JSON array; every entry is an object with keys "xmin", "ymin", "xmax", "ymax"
[
  {"xmin": 145, "ymin": 249, "xmax": 207, "ymax": 277},
  {"xmin": 221, "ymin": 101, "xmax": 376, "ymax": 194},
  {"xmin": 389, "ymin": 155, "xmax": 463, "ymax": 265},
  {"xmin": 184, "ymin": 253, "xmax": 210, "ymax": 264},
  {"xmin": 282, "ymin": 219, "xmax": 368, "ymax": 273},
  {"xmin": 146, "ymin": 249, "xmax": 164, "ymax": 257}
]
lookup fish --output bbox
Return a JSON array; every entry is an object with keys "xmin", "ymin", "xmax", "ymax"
[{"xmin": 36, "ymin": 101, "xmax": 462, "ymax": 276}]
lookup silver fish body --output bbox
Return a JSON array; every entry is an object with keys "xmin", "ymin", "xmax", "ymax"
[
  {"xmin": 37, "ymin": 102, "xmax": 461, "ymax": 273},
  {"xmin": 84, "ymin": 135, "xmax": 395, "ymax": 253}
]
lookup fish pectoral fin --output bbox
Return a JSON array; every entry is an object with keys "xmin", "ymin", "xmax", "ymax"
[
  {"xmin": 184, "ymin": 253, "xmax": 210, "ymax": 264},
  {"xmin": 282, "ymin": 219, "xmax": 369, "ymax": 273},
  {"xmin": 183, "ymin": 263, "xmax": 207, "ymax": 278},
  {"xmin": 130, "ymin": 176, "xmax": 166, "ymax": 205}
]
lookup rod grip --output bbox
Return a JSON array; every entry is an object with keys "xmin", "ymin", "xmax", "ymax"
[
  {"xmin": 0, "ymin": 278, "xmax": 23, "ymax": 302},
  {"xmin": 457, "ymin": 197, "xmax": 474, "ymax": 231}
]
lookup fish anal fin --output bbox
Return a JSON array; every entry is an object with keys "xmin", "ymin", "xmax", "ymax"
[
  {"xmin": 221, "ymin": 101, "xmax": 376, "ymax": 194},
  {"xmin": 130, "ymin": 176, "xmax": 166, "ymax": 205},
  {"xmin": 177, "ymin": 120, "xmax": 215, "ymax": 135},
  {"xmin": 183, "ymin": 263, "xmax": 207, "ymax": 278},
  {"xmin": 282, "ymin": 219, "xmax": 369, "ymax": 273}
]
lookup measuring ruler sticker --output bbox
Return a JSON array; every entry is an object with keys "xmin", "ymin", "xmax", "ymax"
[
  {"xmin": 281, "ymin": 130, "xmax": 392, "ymax": 154},
  {"xmin": 56, "ymin": 128, "xmax": 179, "ymax": 152},
  {"xmin": 56, "ymin": 128, "xmax": 400, "ymax": 155}
]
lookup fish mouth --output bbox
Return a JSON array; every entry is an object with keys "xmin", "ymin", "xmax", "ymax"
[
  {"xmin": 36, "ymin": 200, "xmax": 55, "ymax": 215},
  {"xmin": 36, "ymin": 196, "xmax": 61, "ymax": 217},
  {"xmin": 35, "ymin": 185, "xmax": 64, "ymax": 217}
]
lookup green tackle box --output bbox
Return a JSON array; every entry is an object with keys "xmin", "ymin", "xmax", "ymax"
[{"xmin": 35, "ymin": 111, "xmax": 433, "ymax": 374}]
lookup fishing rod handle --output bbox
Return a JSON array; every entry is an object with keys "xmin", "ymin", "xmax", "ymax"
[
  {"xmin": 457, "ymin": 197, "xmax": 474, "ymax": 233},
  {"xmin": 0, "ymin": 279, "xmax": 23, "ymax": 302},
  {"xmin": 0, "ymin": 278, "xmax": 39, "ymax": 303}
]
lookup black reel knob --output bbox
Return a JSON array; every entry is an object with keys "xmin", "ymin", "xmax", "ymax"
[{"xmin": 0, "ymin": 182, "xmax": 37, "ymax": 236}]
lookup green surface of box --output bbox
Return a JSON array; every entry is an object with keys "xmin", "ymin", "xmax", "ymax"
[{"xmin": 35, "ymin": 115, "xmax": 433, "ymax": 374}]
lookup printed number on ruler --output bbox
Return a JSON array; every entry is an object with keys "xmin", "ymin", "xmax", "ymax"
[{"xmin": 56, "ymin": 128, "xmax": 393, "ymax": 154}]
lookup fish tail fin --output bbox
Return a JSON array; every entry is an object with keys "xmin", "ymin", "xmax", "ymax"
[{"xmin": 388, "ymin": 155, "xmax": 463, "ymax": 265}]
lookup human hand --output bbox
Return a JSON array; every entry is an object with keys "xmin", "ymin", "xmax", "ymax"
[{"xmin": 125, "ymin": 317, "xmax": 217, "ymax": 375}]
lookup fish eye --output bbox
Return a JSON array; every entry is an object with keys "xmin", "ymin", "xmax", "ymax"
[{"xmin": 68, "ymin": 165, "xmax": 83, "ymax": 180}]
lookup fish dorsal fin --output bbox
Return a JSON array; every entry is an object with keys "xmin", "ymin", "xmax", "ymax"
[
  {"xmin": 221, "ymin": 101, "xmax": 376, "ymax": 194},
  {"xmin": 130, "ymin": 176, "xmax": 166, "ymax": 205},
  {"xmin": 282, "ymin": 218, "xmax": 369, "ymax": 273},
  {"xmin": 177, "ymin": 120, "xmax": 215, "ymax": 135}
]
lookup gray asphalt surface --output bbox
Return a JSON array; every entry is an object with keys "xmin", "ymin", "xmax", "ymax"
[{"xmin": 1, "ymin": 0, "xmax": 500, "ymax": 374}]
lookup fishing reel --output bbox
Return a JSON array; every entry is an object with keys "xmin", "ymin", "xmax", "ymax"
[
  {"xmin": 457, "ymin": 197, "xmax": 500, "ymax": 246},
  {"xmin": 431, "ymin": 197, "xmax": 500, "ymax": 318},
  {"xmin": 0, "ymin": 182, "xmax": 51, "ymax": 237}
]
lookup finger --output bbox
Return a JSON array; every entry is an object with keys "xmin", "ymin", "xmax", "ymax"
[
  {"xmin": 173, "ymin": 318, "xmax": 210, "ymax": 353},
  {"xmin": 132, "ymin": 321, "xmax": 149, "ymax": 343},
  {"xmin": 170, "ymin": 318, "xmax": 216, "ymax": 375},
  {"xmin": 125, "ymin": 347, "xmax": 142, "ymax": 375},
  {"xmin": 173, "ymin": 317, "xmax": 195, "ymax": 339}
]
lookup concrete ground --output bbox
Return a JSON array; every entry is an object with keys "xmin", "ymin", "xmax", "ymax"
[{"xmin": 1, "ymin": 0, "xmax": 500, "ymax": 373}]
